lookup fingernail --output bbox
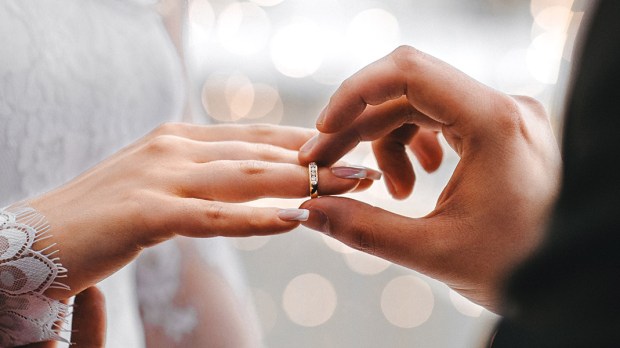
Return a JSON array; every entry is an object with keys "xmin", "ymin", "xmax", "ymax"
[
  {"xmin": 316, "ymin": 108, "xmax": 327, "ymax": 126},
  {"xmin": 278, "ymin": 209, "xmax": 309, "ymax": 222},
  {"xmin": 331, "ymin": 165, "xmax": 382, "ymax": 180},
  {"xmin": 412, "ymin": 149, "xmax": 431, "ymax": 172},
  {"xmin": 300, "ymin": 134, "xmax": 318, "ymax": 153},
  {"xmin": 384, "ymin": 174, "xmax": 398, "ymax": 197},
  {"xmin": 303, "ymin": 209, "xmax": 330, "ymax": 234}
]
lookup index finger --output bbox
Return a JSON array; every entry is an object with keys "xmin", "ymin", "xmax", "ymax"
[{"xmin": 317, "ymin": 45, "xmax": 507, "ymax": 138}]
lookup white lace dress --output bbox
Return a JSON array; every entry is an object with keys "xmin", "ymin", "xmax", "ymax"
[{"xmin": 0, "ymin": 1, "xmax": 249, "ymax": 346}]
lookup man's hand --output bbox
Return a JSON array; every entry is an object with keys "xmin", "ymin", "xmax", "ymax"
[{"xmin": 298, "ymin": 46, "xmax": 561, "ymax": 312}]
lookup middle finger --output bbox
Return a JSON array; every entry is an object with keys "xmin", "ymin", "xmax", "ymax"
[{"xmin": 188, "ymin": 140, "xmax": 299, "ymax": 164}]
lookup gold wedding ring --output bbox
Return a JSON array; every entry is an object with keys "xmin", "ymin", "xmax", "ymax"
[{"xmin": 309, "ymin": 162, "xmax": 319, "ymax": 198}]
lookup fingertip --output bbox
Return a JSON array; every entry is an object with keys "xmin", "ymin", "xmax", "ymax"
[
  {"xmin": 269, "ymin": 206, "xmax": 309, "ymax": 232},
  {"xmin": 74, "ymin": 286, "xmax": 106, "ymax": 313},
  {"xmin": 316, "ymin": 108, "xmax": 327, "ymax": 129},
  {"xmin": 352, "ymin": 178, "xmax": 374, "ymax": 192},
  {"xmin": 394, "ymin": 180, "xmax": 414, "ymax": 200},
  {"xmin": 81, "ymin": 286, "xmax": 105, "ymax": 302},
  {"xmin": 315, "ymin": 106, "xmax": 344, "ymax": 134},
  {"xmin": 424, "ymin": 158, "xmax": 442, "ymax": 173},
  {"xmin": 411, "ymin": 148, "xmax": 430, "ymax": 171},
  {"xmin": 315, "ymin": 116, "xmax": 341, "ymax": 134},
  {"xmin": 383, "ymin": 174, "xmax": 398, "ymax": 197},
  {"xmin": 72, "ymin": 286, "xmax": 106, "ymax": 347},
  {"xmin": 411, "ymin": 145, "xmax": 442, "ymax": 173},
  {"xmin": 299, "ymin": 134, "xmax": 318, "ymax": 155},
  {"xmin": 299, "ymin": 202, "xmax": 330, "ymax": 235},
  {"xmin": 384, "ymin": 173, "xmax": 413, "ymax": 200},
  {"xmin": 392, "ymin": 191, "xmax": 411, "ymax": 200},
  {"xmin": 278, "ymin": 208, "xmax": 309, "ymax": 222},
  {"xmin": 409, "ymin": 130, "xmax": 444, "ymax": 173},
  {"xmin": 331, "ymin": 165, "xmax": 382, "ymax": 181},
  {"xmin": 258, "ymin": 211, "xmax": 302, "ymax": 235}
]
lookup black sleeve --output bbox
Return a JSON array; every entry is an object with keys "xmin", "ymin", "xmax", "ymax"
[{"xmin": 492, "ymin": 1, "xmax": 620, "ymax": 346}]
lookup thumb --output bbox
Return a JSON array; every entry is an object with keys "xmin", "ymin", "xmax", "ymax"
[
  {"xmin": 300, "ymin": 196, "xmax": 434, "ymax": 268},
  {"xmin": 71, "ymin": 287, "xmax": 107, "ymax": 348}
]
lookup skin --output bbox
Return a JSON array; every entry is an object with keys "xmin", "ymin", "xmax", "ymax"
[
  {"xmin": 298, "ymin": 46, "xmax": 562, "ymax": 312},
  {"xmin": 27, "ymin": 123, "xmax": 374, "ymax": 301},
  {"xmin": 19, "ymin": 287, "xmax": 107, "ymax": 348}
]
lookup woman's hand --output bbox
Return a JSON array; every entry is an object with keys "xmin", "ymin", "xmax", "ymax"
[
  {"xmin": 298, "ymin": 46, "xmax": 561, "ymax": 311},
  {"xmin": 30, "ymin": 123, "xmax": 372, "ymax": 300}
]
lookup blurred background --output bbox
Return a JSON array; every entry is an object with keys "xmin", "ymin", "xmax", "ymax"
[{"xmin": 180, "ymin": 0, "xmax": 583, "ymax": 347}]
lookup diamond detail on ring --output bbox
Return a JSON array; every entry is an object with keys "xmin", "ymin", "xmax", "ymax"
[{"xmin": 309, "ymin": 162, "xmax": 319, "ymax": 198}]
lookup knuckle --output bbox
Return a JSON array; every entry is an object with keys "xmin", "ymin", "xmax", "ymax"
[
  {"xmin": 253, "ymin": 142, "xmax": 279, "ymax": 161},
  {"xmin": 245, "ymin": 124, "xmax": 273, "ymax": 138},
  {"xmin": 155, "ymin": 122, "xmax": 186, "ymax": 136},
  {"xmin": 339, "ymin": 76, "xmax": 356, "ymax": 93},
  {"xmin": 144, "ymin": 134, "xmax": 179, "ymax": 154},
  {"xmin": 204, "ymin": 203, "xmax": 226, "ymax": 221},
  {"xmin": 490, "ymin": 94, "xmax": 528, "ymax": 138},
  {"xmin": 338, "ymin": 222, "xmax": 377, "ymax": 255},
  {"xmin": 237, "ymin": 160, "xmax": 269, "ymax": 176},
  {"xmin": 401, "ymin": 103, "xmax": 420, "ymax": 123},
  {"xmin": 512, "ymin": 95, "xmax": 548, "ymax": 120},
  {"xmin": 247, "ymin": 207, "xmax": 266, "ymax": 231},
  {"xmin": 355, "ymin": 227, "xmax": 377, "ymax": 255},
  {"xmin": 334, "ymin": 78, "xmax": 359, "ymax": 110},
  {"xmin": 126, "ymin": 192, "xmax": 171, "ymax": 244},
  {"xmin": 349, "ymin": 126, "xmax": 364, "ymax": 142},
  {"xmin": 391, "ymin": 45, "xmax": 424, "ymax": 71}
]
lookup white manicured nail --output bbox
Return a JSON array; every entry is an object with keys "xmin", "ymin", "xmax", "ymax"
[
  {"xmin": 278, "ymin": 209, "xmax": 310, "ymax": 222},
  {"xmin": 331, "ymin": 165, "xmax": 382, "ymax": 180}
]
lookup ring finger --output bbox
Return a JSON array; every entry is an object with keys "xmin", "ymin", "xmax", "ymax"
[{"xmin": 182, "ymin": 160, "xmax": 366, "ymax": 202}]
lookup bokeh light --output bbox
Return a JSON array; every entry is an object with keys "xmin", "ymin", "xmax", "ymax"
[
  {"xmin": 344, "ymin": 250, "xmax": 391, "ymax": 275},
  {"xmin": 530, "ymin": 0, "xmax": 574, "ymax": 17},
  {"xmin": 251, "ymin": 0, "xmax": 286, "ymax": 7},
  {"xmin": 243, "ymin": 83, "xmax": 282, "ymax": 120},
  {"xmin": 189, "ymin": 0, "xmax": 215, "ymax": 33},
  {"xmin": 533, "ymin": 6, "xmax": 573, "ymax": 33},
  {"xmin": 495, "ymin": 48, "xmax": 545, "ymax": 96},
  {"xmin": 202, "ymin": 72, "xmax": 283, "ymax": 123},
  {"xmin": 187, "ymin": 0, "xmax": 215, "ymax": 66},
  {"xmin": 346, "ymin": 8, "xmax": 400, "ymax": 66},
  {"xmin": 527, "ymin": 0, "xmax": 575, "ymax": 84},
  {"xmin": 217, "ymin": 2, "xmax": 271, "ymax": 56},
  {"xmin": 270, "ymin": 18, "xmax": 326, "ymax": 78},
  {"xmin": 381, "ymin": 275, "xmax": 434, "ymax": 328},
  {"xmin": 527, "ymin": 31, "xmax": 566, "ymax": 84},
  {"xmin": 282, "ymin": 273, "xmax": 337, "ymax": 327},
  {"xmin": 225, "ymin": 73, "xmax": 255, "ymax": 120}
]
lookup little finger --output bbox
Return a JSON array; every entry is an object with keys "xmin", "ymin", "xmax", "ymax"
[{"xmin": 174, "ymin": 199, "xmax": 306, "ymax": 237}]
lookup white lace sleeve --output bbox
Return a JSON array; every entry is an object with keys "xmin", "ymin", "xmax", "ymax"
[{"xmin": 0, "ymin": 203, "xmax": 69, "ymax": 347}]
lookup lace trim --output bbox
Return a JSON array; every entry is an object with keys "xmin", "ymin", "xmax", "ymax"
[{"xmin": 0, "ymin": 203, "xmax": 69, "ymax": 347}]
